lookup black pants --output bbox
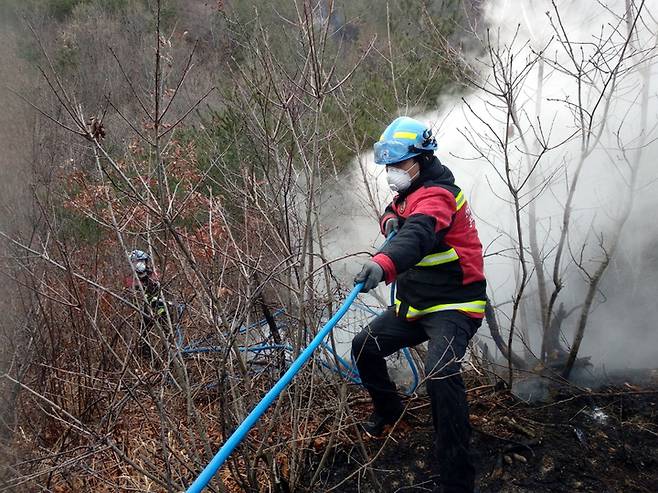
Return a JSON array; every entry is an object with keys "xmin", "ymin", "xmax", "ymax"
[{"xmin": 352, "ymin": 309, "xmax": 481, "ymax": 493}]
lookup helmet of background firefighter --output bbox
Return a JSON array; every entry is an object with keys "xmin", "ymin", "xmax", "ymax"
[{"xmin": 129, "ymin": 249, "xmax": 151, "ymax": 278}]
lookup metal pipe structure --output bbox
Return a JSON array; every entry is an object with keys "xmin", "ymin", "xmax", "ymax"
[{"xmin": 185, "ymin": 284, "xmax": 363, "ymax": 493}]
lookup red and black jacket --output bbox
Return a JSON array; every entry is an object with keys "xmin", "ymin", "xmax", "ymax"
[{"xmin": 372, "ymin": 157, "xmax": 487, "ymax": 319}]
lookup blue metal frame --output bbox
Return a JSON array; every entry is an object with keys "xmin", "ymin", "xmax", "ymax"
[
  {"xmin": 185, "ymin": 284, "xmax": 363, "ymax": 493},
  {"xmin": 184, "ymin": 232, "xmax": 421, "ymax": 492}
]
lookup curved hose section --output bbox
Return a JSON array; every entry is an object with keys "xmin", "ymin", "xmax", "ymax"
[{"xmin": 390, "ymin": 278, "xmax": 419, "ymax": 393}]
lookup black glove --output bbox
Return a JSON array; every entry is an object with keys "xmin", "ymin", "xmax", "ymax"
[
  {"xmin": 354, "ymin": 260, "xmax": 384, "ymax": 293},
  {"xmin": 384, "ymin": 217, "xmax": 400, "ymax": 237}
]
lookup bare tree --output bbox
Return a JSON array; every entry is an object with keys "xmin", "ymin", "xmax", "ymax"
[
  {"xmin": 0, "ymin": 0, "xmax": 397, "ymax": 491},
  {"xmin": 425, "ymin": 0, "xmax": 657, "ymax": 384}
]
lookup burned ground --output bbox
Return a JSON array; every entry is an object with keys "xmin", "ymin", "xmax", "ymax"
[{"xmin": 319, "ymin": 373, "xmax": 658, "ymax": 493}]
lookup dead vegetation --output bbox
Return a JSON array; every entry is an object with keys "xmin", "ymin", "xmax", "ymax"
[
  {"xmin": 326, "ymin": 371, "xmax": 658, "ymax": 493},
  {"xmin": 1, "ymin": 1, "xmax": 657, "ymax": 492}
]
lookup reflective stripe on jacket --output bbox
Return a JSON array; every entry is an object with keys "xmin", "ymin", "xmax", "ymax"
[{"xmin": 372, "ymin": 157, "xmax": 486, "ymax": 319}]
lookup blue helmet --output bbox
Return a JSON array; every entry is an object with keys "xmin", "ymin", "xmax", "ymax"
[
  {"xmin": 129, "ymin": 249, "xmax": 150, "ymax": 262},
  {"xmin": 373, "ymin": 117, "xmax": 437, "ymax": 165},
  {"xmin": 129, "ymin": 249, "xmax": 151, "ymax": 277}
]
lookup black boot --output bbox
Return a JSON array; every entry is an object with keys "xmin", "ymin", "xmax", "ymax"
[{"xmin": 360, "ymin": 410, "xmax": 403, "ymax": 438}]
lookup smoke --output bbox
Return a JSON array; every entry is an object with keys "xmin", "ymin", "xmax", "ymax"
[
  {"xmin": 451, "ymin": 0, "xmax": 658, "ymax": 372},
  {"xmin": 331, "ymin": 0, "xmax": 658, "ymax": 373},
  {"xmin": 0, "ymin": 15, "xmax": 38, "ymax": 467}
]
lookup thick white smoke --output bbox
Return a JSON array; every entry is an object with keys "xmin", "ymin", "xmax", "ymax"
[{"xmin": 330, "ymin": 0, "xmax": 658, "ymax": 372}]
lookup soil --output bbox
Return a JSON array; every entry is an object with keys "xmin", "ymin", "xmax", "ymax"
[{"xmin": 319, "ymin": 372, "xmax": 658, "ymax": 493}]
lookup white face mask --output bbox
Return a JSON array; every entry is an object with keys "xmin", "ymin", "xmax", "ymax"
[
  {"xmin": 133, "ymin": 261, "xmax": 147, "ymax": 276},
  {"xmin": 386, "ymin": 164, "xmax": 419, "ymax": 192}
]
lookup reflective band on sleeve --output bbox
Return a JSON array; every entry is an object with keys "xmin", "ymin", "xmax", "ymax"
[
  {"xmin": 455, "ymin": 191, "xmax": 465, "ymax": 211},
  {"xmin": 395, "ymin": 299, "xmax": 486, "ymax": 318},
  {"xmin": 392, "ymin": 131, "xmax": 418, "ymax": 140},
  {"xmin": 416, "ymin": 248, "xmax": 459, "ymax": 266}
]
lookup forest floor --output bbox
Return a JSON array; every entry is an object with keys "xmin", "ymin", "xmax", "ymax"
[{"xmin": 321, "ymin": 370, "xmax": 658, "ymax": 493}]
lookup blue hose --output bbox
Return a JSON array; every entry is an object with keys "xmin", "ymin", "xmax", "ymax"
[
  {"xmin": 185, "ymin": 284, "xmax": 364, "ymax": 493},
  {"xmin": 177, "ymin": 309, "xmax": 287, "ymax": 354},
  {"xmin": 319, "ymin": 359, "xmax": 362, "ymax": 385},
  {"xmin": 180, "ymin": 343, "xmax": 291, "ymax": 355},
  {"xmin": 326, "ymin": 293, "xmax": 419, "ymax": 394},
  {"xmin": 402, "ymin": 347, "xmax": 419, "ymax": 393},
  {"xmin": 320, "ymin": 341, "xmax": 362, "ymax": 384}
]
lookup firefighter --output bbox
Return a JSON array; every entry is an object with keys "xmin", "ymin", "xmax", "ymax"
[
  {"xmin": 352, "ymin": 117, "xmax": 487, "ymax": 493},
  {"xmin": 126, "ymin": 249, "xmax": 166, "ymax": 361},
  {"xmin": 128, "ymin": 249, "xmax": 160, "ymax": 299}
]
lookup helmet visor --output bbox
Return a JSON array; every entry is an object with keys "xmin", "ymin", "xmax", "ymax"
[{"xmin": 373, "ymin": 140, "xmax": 413, "ymax": 165}]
